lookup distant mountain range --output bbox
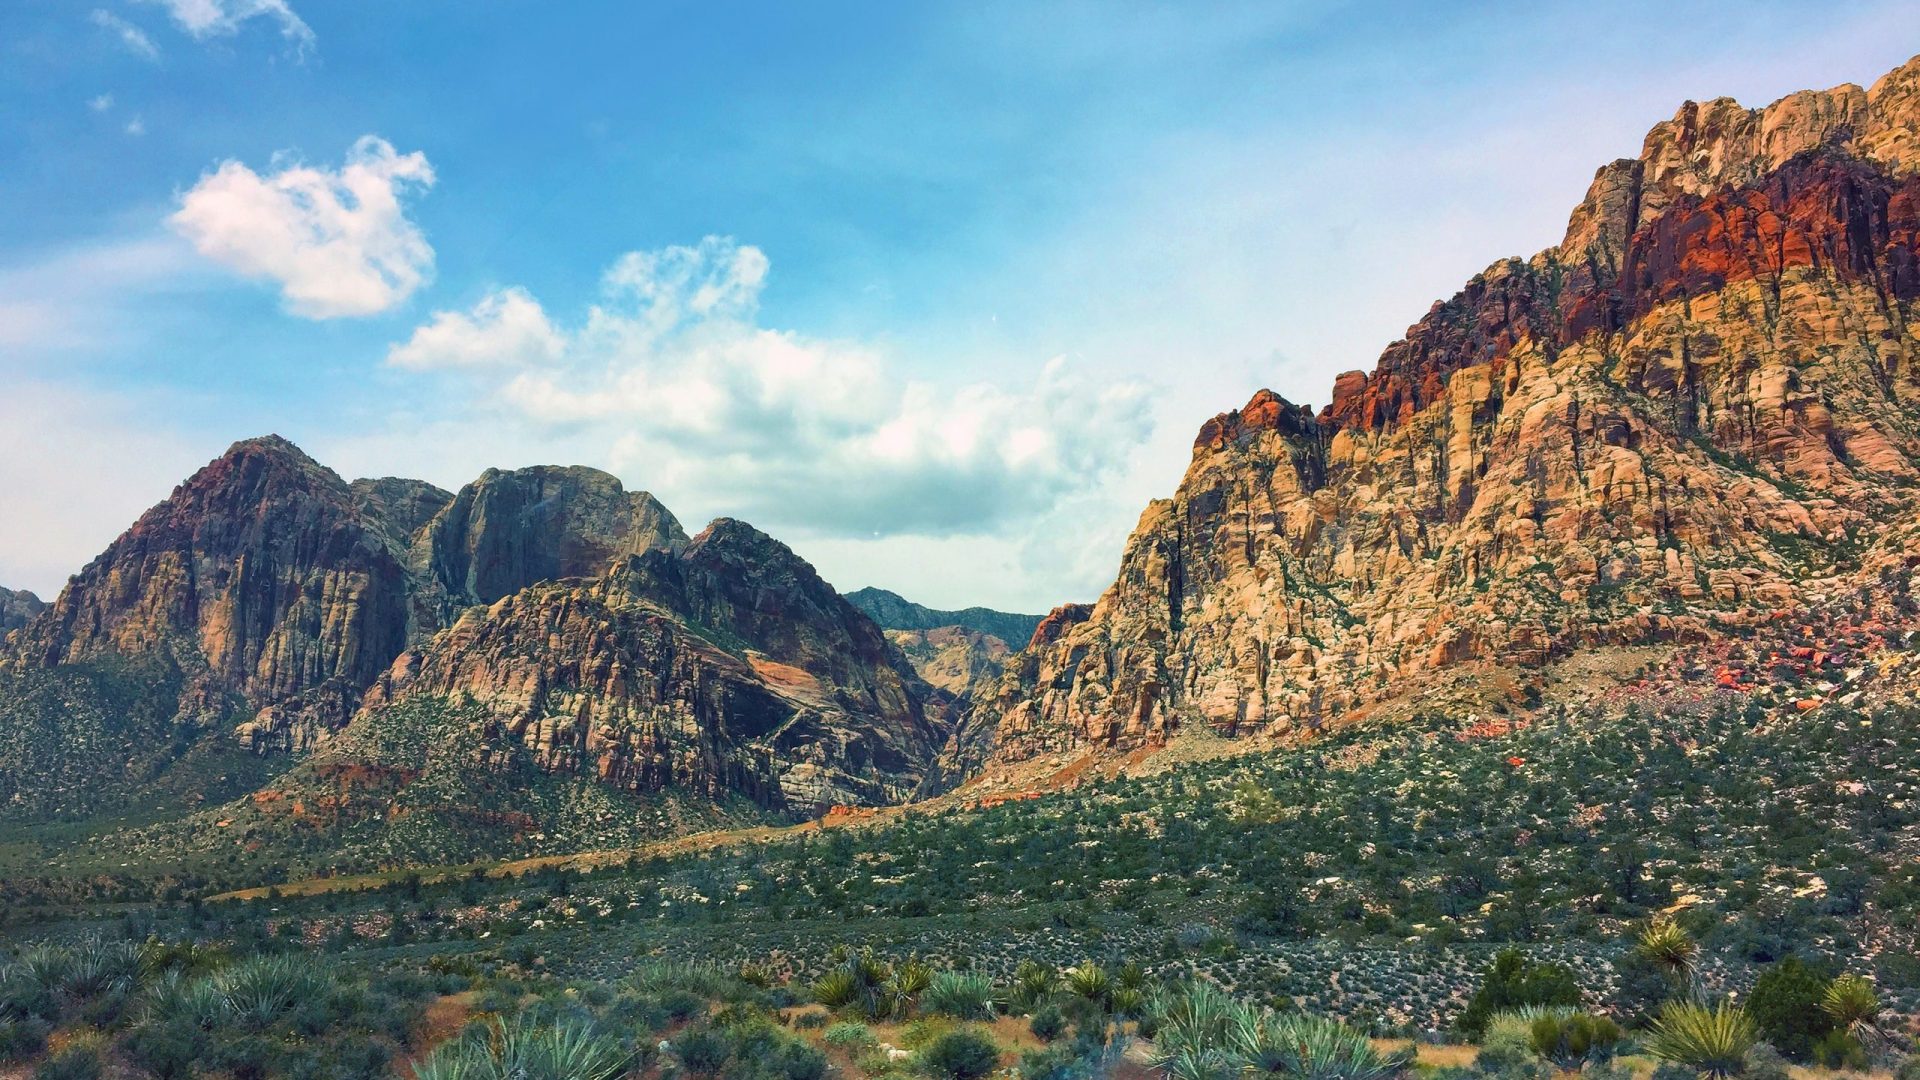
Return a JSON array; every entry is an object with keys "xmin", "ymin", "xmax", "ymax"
[{"xmin": 844, "ymin": 587, "xmax": 1042, "ymax": 646}]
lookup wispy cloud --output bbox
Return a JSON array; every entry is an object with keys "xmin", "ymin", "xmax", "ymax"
[
  {"xmin": 139, "ymin": 0, "xmax": 314, "ymax": 54},
  {"xmin": 170, "ymin": 135, "xmax": 436, "ymax": 318},
  {"xmin": 89, "ymin": 93, "xmax": 115, "ymax": 112},
  {"xmin": 89, "ymin": 9, "xmax": 159, "ymax": 60}
]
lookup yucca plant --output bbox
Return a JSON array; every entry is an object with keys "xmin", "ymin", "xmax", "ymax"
[
  {"xmin": 810, "ymin": 969, "xmax": 859, "ymax": 1011},
  {"xmin": 1158, "ymin": 1045, "xmax": 1235, "ymax": 1080},
  {"xmin": 1527, "ymin": 1011, "xmax": 1624, "ymax": 1068},
  {"xmin": 813, "ymin": 949, "xmax": 895, "ymax": 1019},
  {"xmin": 1147, "ymin": 981, "xmax": 1241, "ymax": 1064},
  {"xmin": 1065, "ymin": 962, "xmax": 1113, "ymax": 1009},
  {"xmin": 1011, "ymin": 960, "xmax": 1058, "ymax": 1012},
  {"xmin": 62, "ymin": 938, "xmax": 143, "ymax": 1000},
  {"xmin": 144, "ymin": 970, "xmax": 229, "ymax": 1032},
  {"xmin": 1638, "ymin": 917, "xmax": 1700, "ymax": 994},
  {"xmin": 888, "ymin": 958, "xmax": 933, "ymax": 1017},
  {"xmin": 1821, "ymin": 974, "xmax": 1883, "ymax": 1042},
  {"xmin": 1269, "ymin": 1014, "xmax": 1398, "ymax": 1080},
  {"xmin": 1647, "ymin": 1000, "xmax": 1757, "ymax": 1080},
  {"xmin": 924, "ymin": 971, "xmax": 997, "ymax": 1021},
  {"xmin": 412, "ymin": 1015, "xmax": 631, "ymax": 1080},
  {"xmin": 215, "ymin": 955, "xmax": 327, "ymax": 1030}
]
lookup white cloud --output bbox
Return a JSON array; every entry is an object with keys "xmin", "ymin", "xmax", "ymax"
[
  {"xmin": 388, "ymin": 287, "xmax": 564, "ymax": 370},
  {"xmin": 89, "ymin": 94, "xmax": 115, "ymax": 112},
  {"xmin": 89, "ymin": 9, "xmax": 159, "ymax": 59},
  {"xmin": 387, "ymin": 237, "xmax": 1154, "ymax": 542},
  {"xmin": 141, "ymin": 0, "xmax": 313, "ymax": 53},
  {"xmin": 125, "ymin": 117, "xmax": 146, "ymax": 136},
  {"xmin": 169, "ymin": 135, "xmax": 436, "ymax": 319}
]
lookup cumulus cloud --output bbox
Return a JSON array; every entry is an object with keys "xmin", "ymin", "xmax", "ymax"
[
  {"xmin": 388, "ymin": 236, "xmax": 1153, "ymax": 539},
  {"xmin": 388, "ymin": 287, "xmax": 564, "ymax": 370},
  {"xmin": 89, "ymin": 9, "xmax": 159, "ymax": 59},
  {"xmin": 140, "ymin": 0, "xmax": 313, "ymax": 52},
  {"xmin": 169, "ymin": 135, "xmax": 436, "ymax": 319}
]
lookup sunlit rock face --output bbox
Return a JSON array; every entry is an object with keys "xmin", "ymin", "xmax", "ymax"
[{"xmin": 966, "ymin": 56, "xmax": 1920, "ymax": 767}]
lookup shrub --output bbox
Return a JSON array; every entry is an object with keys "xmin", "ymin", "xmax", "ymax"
[
  {"xmin": 823, "ymin": 1020, "xmax": 876, "ymax": 1050},
  {"xmin": 919, "ymin": 1029, "xmax": 1001, "ymax": 1080},
  {"xmin": 793, "ymin": 1009, "xmax": 828, "ymax": 1030},
  {"xmin": 1646, "ymin": 1000, "xmax": 1757, "ymax": 1080},
  {"xmin": 673, "ymin": 1025, "xmax": 733, "ymax": 1077},
  {"xmin": 1456, "ymin": 951, "xmax": 1581, "ymax": 1038},
  {"xmin": 1648, "ymin": 1064, "xmax": 1696, "ymax": 1080},
  {"xmin": 1526, "ymin": 1011, "xmax": 1623, "ymax": 1068},
  {"xmin": 0, "ymin": 1017, "xmax": 50, "ymax": 1064},
  {"xmin": 1821, "ymin": 974, "xmax": 1882, "ymax": 1040},
  {"xmin": 1747, "ymin": 957, "xmax": 1835, "ymax": 1060},
  {"xmin": 1812, "ymin": 1029, "xmax": 1868, "ymax": 1071},
  {"xmin": 411, "ymin": 1015, "xmax": 632, "ymax": 1080},
  {"xmin": 33, "ymin": 1033, "xmax": 105, "ymax": 1080},
  {"xmin": 1895, "ymin": 1055, "xmax": 1920, "ymax": 1080},
  {"xmin": 1744, "ymin": 1042, "xmax": 1792, "ymax": 1080},
  {"xmin": 1030, "ymin": 1004, "xmax": 1067, "ymax": 1041}
]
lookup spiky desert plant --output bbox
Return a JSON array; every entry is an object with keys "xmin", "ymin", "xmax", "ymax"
[
  {"xmin": 814, "ymin": 949, "xmax": 895, "ymax": 1019},
  {"xmin": 144, "ymin": 970, "xmax": 229, "ymax": 1031},
  {"xmin": 888, "ymin": 958, "xmax": 933, "ymax": 1017},
  {"xmin": 215, "ymin": 955, "xmax": 327, "ymax": 1030},
  {"xmin": 1244, "ymin": 1013, "xmax": 1398, "ymax": 1080},
  {"xmin": 1065, "ymin": 962, "xmax": 1113, "ymax": 1008},
  {"xmin": 1117, "ymin": 961, "xmax": 1150, "ymax": 993},
  {"xmin": 1148, "ymin": 981, "xmax": 1241, "ymax": 1065},
  {"xmin": 924, "ymin": 971, "xmax": 997, "ymax": 1021},
  {"xmin": 62, "ymin": 938, "xmax": 143, "ymax": 1000},
  {"xmin": 1638, "ymin": 918, "xmax": 1700, "ymax": 994},
  {"xmin": 1647, "ymin": 1000, "xmax": 1757, "ymax": 1080},
  {"xmin": 1011, "ymin": 960, "xmax": 1058, "ymax": 1012},
  {"xmin": 1821, "ymin": 974, "xmax": 1883, "ymax": 1041},
  {"xmin": 414, "ymin": 1015, "xmax": 631, "ymax": 1080}
]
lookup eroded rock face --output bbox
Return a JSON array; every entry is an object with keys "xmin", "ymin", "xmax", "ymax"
[
  {"xmin": 6, "ymin": 436, "xmax": 423, "ymax": 744},
  {"xmin": 340, "ymin": 520, "xmax": 939, "ymax": 810},
  {"xmin": 0, "ymin": 588, "xmax": 45, "ymax": 638},
  {"xmin": 408, "ymin": 465, "xmax": 689, "ymax": 634},
  {"xmin": 847, "ymin": 587, "xmax": 1044, "ymax": 645},
  {"xmin": 966, "ymin": 54, "xmax": 1920, "ymax": 768}
]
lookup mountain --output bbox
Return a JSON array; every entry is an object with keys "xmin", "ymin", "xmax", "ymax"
[
  {"xmin": 0, "ymin": 439, "xmax": 940, "ymax": 836},
  {"xmin": 0, "ymin": 587, "xmax": 44, "ymax": 637},
  {"xmin": 845, "ymin": 586, "xmax": 1043, "ymax": 646},
  {"xmin": 964, "ymin": 55, "xmax": 1920, "ymax": 769}
]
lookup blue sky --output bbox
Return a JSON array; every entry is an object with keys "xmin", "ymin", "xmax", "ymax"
[{"xmin": 3, "ymin": 1, "xmax": 1918, "ymax": 611}]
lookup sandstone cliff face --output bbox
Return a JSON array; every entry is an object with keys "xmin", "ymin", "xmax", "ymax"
[
  {"xmin": 6, "ymin": 437, "xmax": 424, "ymax": 745},
  {"xmin": 329, "ymin": 519, "xmax": 939, "ymax": 812},
  {"xmin": 972, "ymin": 55, "xmax": 1920, "ymax": 766}
]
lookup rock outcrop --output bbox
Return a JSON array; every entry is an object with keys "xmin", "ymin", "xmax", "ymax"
[
  {"xmin": 297, "ymin": 519, "xmax": 938, "ymax": 816},
  {"xmin": 0, "ymin": 588, "xmax": 45, "ymax": 638},
  {"xmin": 967, "ymin": 54, "xmax": 1920, "ymax": 767}
]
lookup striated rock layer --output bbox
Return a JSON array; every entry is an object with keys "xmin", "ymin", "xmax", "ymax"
[{"xmin": 969, "ymin": 55, "xmax": 1920, "ymax": 767}]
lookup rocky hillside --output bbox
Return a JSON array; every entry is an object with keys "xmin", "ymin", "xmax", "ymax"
[
  {"xmin": 0, "ymin": 587, "xmax": 44, "ymax": 637},
  {"xmin": 967, "ymin": 55, "xmax": 1920, "ymax": 767},
  {"xmin": 0, "ymin": 439, "xmax": 942, "ymax": 827},
  {"xmin": 845, "ymin": 586, "xmax": 1043, "ymax": 645}
]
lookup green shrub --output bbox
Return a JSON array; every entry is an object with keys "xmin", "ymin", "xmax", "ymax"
[
  {"xmin": 1747, "ymin": 957, "xmax": 1835, "ymax": 1060},
  {"xmin": 1744, "ymin": 1042, "xmax": 1792, "ymax": 1080},
  {"xmin": 1029, "ymin": 1004, "xmax": 1066, "ymax": 1041},
  {"xmin": 1648, "ymin": 1063, "xmax": 1696, "ymax": 1080},
  {"xmin": 919, "ymin": 1029, "xmax": 1001, "ymax": 1080},
  {"xmin": 1456, "ymin": 951, "xmax": 1581, "ymax": 1038},
  {"xmin": 0, "ymin": 1017, "xmax": 50, "ymax": 1064},
  {"xmin": 1896, "ymin": 1055, "xmax": 1920, "ymax": 1080},
  {"xmin": 673, "ymin": 1025, "xmax": 733, "ymax": 1077},
  {"xmin": 1526, "ymin": 1011, "xmax": 1623, "ymax": 1067},
  {"xmin": 823, "ymin": 1020, "xmax": 876, "ymax": 1050},
  {"xmin": 33, "ymin": 1034, "xmax": 105, "ymax": 1080},
  {"xmin": 1812, "ymin": 1029, "xmax": 1868, "ymax": 1071}
]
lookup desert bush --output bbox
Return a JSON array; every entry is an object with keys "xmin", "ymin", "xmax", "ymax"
[
  {"xmin": 0, "ymin": 1017, "xmax": 51, "ymax": 1064},
  {"xmin": 1743, "ymin": 1041, "xmax": 1792, "ymax": 1080},
  {"xmin": 32, "ymin": 1033, "xmax": 105, "ymax": 1080},
  {"xmin": 823, "ymin": 1020, "xmax": 876, "ymax": 1050},
  {"xmin": 1525, "ymin": 1011, "xmax": 1623, "ymax": 1067},
  {"xmin": 1030, "ymin": 1003, "xmax": 1067, "ymax": 1041},
  {"xmin": 1456, "ymin": 951, "xmax": 1580, "ymax": 1038},
  {"xmin": 919, "ymin": 1028, "xmax": 1001, "ymax": 1080},
  {"xmin": 1747, "ymin": 957, "xmax": 1835, "ymax": 1060}
]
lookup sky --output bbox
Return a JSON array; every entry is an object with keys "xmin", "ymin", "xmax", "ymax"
[{"xmin": 3, "ymin": 1, "xmax": 1918, "ymax": 613}]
